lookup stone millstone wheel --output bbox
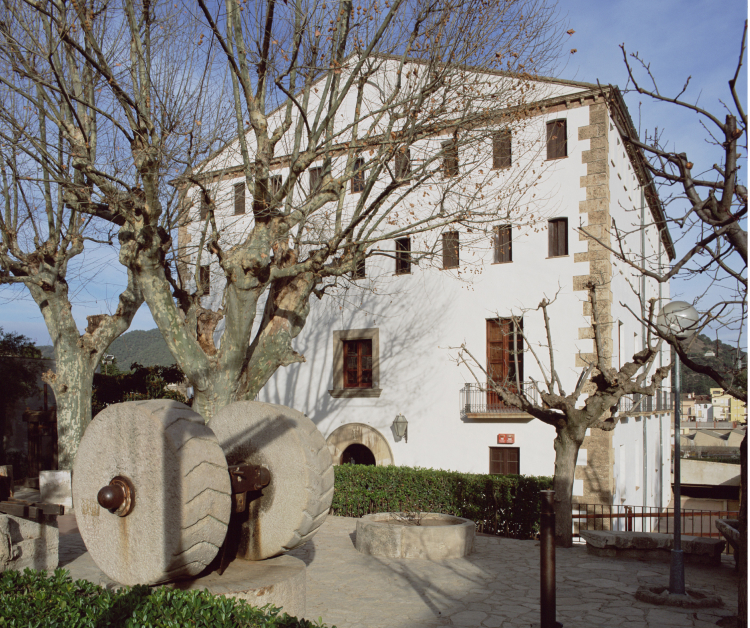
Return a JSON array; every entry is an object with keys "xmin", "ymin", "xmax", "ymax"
[
  {"xmin": 72, "ymin": 400, "xmax": 232, "ymax": 586},
  {"xmin": 209, "ymin": 401, "xmax": 334, "ymax": 560}
]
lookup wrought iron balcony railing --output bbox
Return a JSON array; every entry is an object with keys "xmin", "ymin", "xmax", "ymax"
[
  {"xmin": 617, "ymin": 389, "xmax": 672, "ymax": 414},
  {"xmin": 460, "ymin": 384, "xmax": 671, "ymax": 417},
  {"xmin": 460, "ymin": 382, "xmax": 539, "ymax": 415}
]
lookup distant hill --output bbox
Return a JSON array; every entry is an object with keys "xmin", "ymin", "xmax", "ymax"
[
  {"xmin": 681, "ymin": 334, "xmax": 747, "ymax": 396},
  {"xmin": 38, "ymin": 328, "xmax": 176, "ymax": 371}
]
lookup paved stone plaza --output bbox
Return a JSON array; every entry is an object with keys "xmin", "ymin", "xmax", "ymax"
[{"xmin": 53, "ymin": 511, "xmax": 739, "ymax": 628}]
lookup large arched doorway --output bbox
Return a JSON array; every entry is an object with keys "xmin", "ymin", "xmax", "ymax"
[
  {"xmin": 341, "ymin": 443, "xmax": 376, "ymax": 466},
  {"xmin": 326, "ymin": 423, "xmax": 393, "ymax": 466}
]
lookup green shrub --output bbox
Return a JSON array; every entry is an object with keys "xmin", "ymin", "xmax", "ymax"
[
  {"xmin": 331, "ymin": 465, "xmax": 552, "ymax": 539},
  {"xmin": 0, "ymin": 569, "xmax": 333, "ymax": 628}
]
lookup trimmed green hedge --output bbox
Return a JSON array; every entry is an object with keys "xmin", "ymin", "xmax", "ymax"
[
  {"xmin": 0, "ymin": 569, "xmax": 332, "ymax": 628},
  {"xmin": 331, "ymin": 465, "xmax": 552, "ymax": 539}
]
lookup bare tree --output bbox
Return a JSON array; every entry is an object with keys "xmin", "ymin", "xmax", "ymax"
[
  {"xmin": 593, "ymin": 24, "xmax": 747, "ymax": 401},
  {"xmin": 111, "ymin": 0, "xmax": 569, "ymax": 420},
  {"xmin": 587, "ymin": 23, "xmax": 747, "ymax": 624},
  {"xmin": 457, "ymin": 284, "xmax": 670, "ymax": 546},
  {"xmin": 0, "ymin": 0, "xmax": 229, "ymax": 466}
]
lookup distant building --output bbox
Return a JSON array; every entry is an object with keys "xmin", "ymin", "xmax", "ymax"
[{"xmin": 710, "ymin": 388, "xmax": 747, "ymax": 424}]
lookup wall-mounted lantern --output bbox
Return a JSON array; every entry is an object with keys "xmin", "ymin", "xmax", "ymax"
[{"xmin": 392, "ymin": 413, "xmax": 408, "ymax": 443}]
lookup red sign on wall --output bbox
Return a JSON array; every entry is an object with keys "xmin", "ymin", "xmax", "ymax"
[{"xmin": 497, "ymin": 434, "xmax": 515, "ymax": 444}]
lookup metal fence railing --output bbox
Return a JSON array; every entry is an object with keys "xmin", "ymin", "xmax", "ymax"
[
  {"xmin": 617, "ymin": 389, "xmax": 672, "ymax": 414},
  {"xmin": 460, "ymin": 382, "xmax": 539, "ymax": 415},
  {"xmin": 572, "ymin": 503, "xmax": 738, "ymax": 554}
]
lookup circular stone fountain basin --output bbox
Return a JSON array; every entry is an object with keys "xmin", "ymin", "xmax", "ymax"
[{"xmin": 355, "ymin": 513, "xmax": 475, "ymax": 559}]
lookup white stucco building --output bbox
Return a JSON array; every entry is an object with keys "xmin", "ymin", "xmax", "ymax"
[{"xmin": 182, "ymin": 58, "xmax": 675, "ymax": 511}]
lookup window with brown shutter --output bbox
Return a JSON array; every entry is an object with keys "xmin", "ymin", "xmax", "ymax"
[
  {"xmin": 352, "ymin": 256, "xmax": 366, "ymax": 279},
  {"xmin": 396, "ymin": 148, "xmax": 411, "ymax": 179},
  {"xmin": 487, "ymin": 318, "xmax": 523, "ymax": 409},
  {"xmin": 548, "ymin": 218, "xmax": 568, "ymax": 257},
  {"xmin": 199, "ymin": 265, "xmax": 210, "ymax": 294},
  {"xmin": 269, "ymin": 175, "xmax": 282, "ymax": 197},
  {"xmin": 492, "ymin": 130, "xmax": 512, "ymax": 169},
  {"xmin": 309, "ymin": 166, "xmax": 323, "ymax": 193},
  {"xmin": 442, "ymin": 139, "xmax": 458, "ymax": 177},
  {"xmin": 344, "ymin": 339, "xmax": 373, "ymax": 388},
  {"xmin": 234, "ymin": 183, "xmax": 245, "ymax": 215},
  {"xmin": 351, "ymin": 158, "xmax": 366, "ymax": 193},
  {"xmin": 490, "ymin": 447, "xmax": 520, "ymax": 475},
  {"xmin": 546, "ymin": 119, "xmax": 567, "ymax": 160},
  {"xmin": 494, "ymin": 225, "xmax": 512, "ymax": 263},
  {"xmin": 199, "ymin": 197, "xmax": 209, "ymax": 221},
  {"xmin": 395, "ymin": 237, "xmax": 411, "ymax": 275},
  {"xmin": 442, "ymin": 231, "xmax": 459, "ymax": 269}
]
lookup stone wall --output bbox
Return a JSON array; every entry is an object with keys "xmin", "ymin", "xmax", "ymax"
[{"xmin": 574, "ymin": 101, "xmax": 614, "ymax": 508}]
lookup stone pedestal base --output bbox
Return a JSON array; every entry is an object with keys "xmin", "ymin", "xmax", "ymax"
[
  {"xmin": 168, "ymin": 555, "xmax": 306, "ymax": 619},
  {"xmin": 0, "ymin": 514, "xmax": 59, "ymax": 573}
]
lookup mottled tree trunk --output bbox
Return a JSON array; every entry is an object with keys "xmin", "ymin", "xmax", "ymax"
[
  {"xmin": 28, "ymin": 277, "xmax": 141, "ymax": 470},
  {"xmin": 552, "ymin": 425, "xmax": 585, "ymax": 548},
  {"xmin": 46, "ymin": 354, "xmax": 96, "ymax": 470}
]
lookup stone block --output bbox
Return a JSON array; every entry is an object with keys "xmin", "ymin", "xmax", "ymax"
[
  {"xmin": 587, "ymin": 210, "xmax": 610, "ymax": 226},
  {"xmin": 581, "ymin": 148, "xmax": 607, "ymax": 164},
  {"xmin": 586, "ymin": 185, "xmax": 610, "ymax": 201},
  {"xmin": 579, "ymin": 198, "xmax": 609, "ymax": 213},
  {"xmin": 578, "ymin": 125, "xmax": 604, "ymax": 141},
  {"xmin": 589, "ymin": 135, "xmax": 608, "ymax": 151},
  {"xmin": 586, "ymin": 159, "xmax": 608, "ymax": 176},
  {"xmin": 580, "ymin": 173, "xmax": 608, "ymax": 188},
  {"xmin": 578, "ymin": 327, "xmax": 595, "ymax": 340},
  {"xmin": 580, "ymin": 531, "xmax": 725, "ymax": 566},
  {"xmin": 0, "ymin": 514, "xmax": 59, "ymax": 573},
  {"xmin": 168, "ymin": 554, "xmax": 306, "ymax": 620},
  {"xmin": 356, "ymin": 513, "xmax": 474, "ymax": 560},
  {"xmin": 40, "ymin": 470, "xmax": 73, "ymax": 513},
  {"xmin": 589, "ymin": 105, "xmax": 608, "ymax": 124}
]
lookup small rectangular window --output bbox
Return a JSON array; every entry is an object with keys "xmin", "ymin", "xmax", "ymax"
[
  {"xmin": 395, "ymin": 237, "xmax": 411, "ymax": 275},
  {"xmin": 395, "ymin": 148, "xmax": 411, "ymax": 179},
  {"xmin": 494, "ymin": 225, "xmax": 512, "ymax": 263},
  {"xmin": 490, "ymin": 447, "xmax": 520, "ymax": 475},
  {"xmin": 199, "ymin": 265, "xmax": 210, "ymax": 294},
  {"xmin": 492, "ymin": 130, "xmax": 512, "ymax": 169},
  {"xmin": 351, "ymin": 158, "xmax": 366, "ymax": 193},
  {"xmin": 344, "ymin": 339, "xmax": 373, "ymax": 388},
  {"xmin": 442, "ymin": 139, "xmax": 458, "ymax": 178},
  {"xmin": 234, "ymin": 182, "xmax": 245, "ymax": 215},
  {"xmin": 442, "ymin": 231, "xmax": 459, "ymax": 269},
  {"xmin": 548, "ymin": 217, "xmax": 568, "ymax": 257},
  {"xmin": 546, "ymin": 119, "xmax": 567, "ymax": 160},
  {"xmin": 269, "ymin": 175, "xmax": 282, "ymax": 197},
  {"xmin": 309, "ymin": 166, "xmax": 323, "ymax": 194},
  {"xmin": 352, "ymin": 255, "xmax": 366, "ymax": 279}
]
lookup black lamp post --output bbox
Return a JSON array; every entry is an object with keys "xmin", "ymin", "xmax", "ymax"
[{"xmin": 656, "ymin": 300, "xmax": 700, "ymax": 596}]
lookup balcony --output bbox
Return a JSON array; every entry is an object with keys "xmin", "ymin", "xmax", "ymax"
[
  {"xmin": 460, "ymin": 382, "xmax": 538, "ymax": 418},
  {"xmin": 617, "ymin": 389, "xmax": 672, "ymax": 415}
]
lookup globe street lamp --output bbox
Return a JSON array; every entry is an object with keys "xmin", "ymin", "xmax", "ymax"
[{"xmin": 656, "ymin": 301, "xmax": 700, "ymax": 596}]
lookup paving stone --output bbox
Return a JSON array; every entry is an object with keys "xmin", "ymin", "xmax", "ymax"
[{"xmin": 58, "ymin": 514, "xmax": 739, "ymax": 627}]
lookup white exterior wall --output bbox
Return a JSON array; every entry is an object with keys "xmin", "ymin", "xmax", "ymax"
[{"xmin": 189, "ymin": 68, "xmax": 675, "ymax": 506}]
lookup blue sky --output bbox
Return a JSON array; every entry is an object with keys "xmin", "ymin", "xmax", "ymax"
[{"xmin": 1, "ymin": 0, "xmax": 747, "ymax": 346}]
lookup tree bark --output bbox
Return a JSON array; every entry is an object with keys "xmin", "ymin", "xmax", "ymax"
[{"xmin": 552, "ymin": 425, "xmax": 585, "ymax": 547}]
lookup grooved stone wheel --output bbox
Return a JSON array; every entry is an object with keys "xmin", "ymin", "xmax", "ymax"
[
  {"xmin": 209, "ymin": 401, "xmax": 334, "ymax": 560},
  {"xmin": 72, "ymin": 400, "xmax": 232, "ymax": 585}
]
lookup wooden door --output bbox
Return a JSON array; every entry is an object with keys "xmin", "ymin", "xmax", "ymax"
[{"xmin": 486, "ymin": 319, "xmax": 523, "ymax": 410}]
